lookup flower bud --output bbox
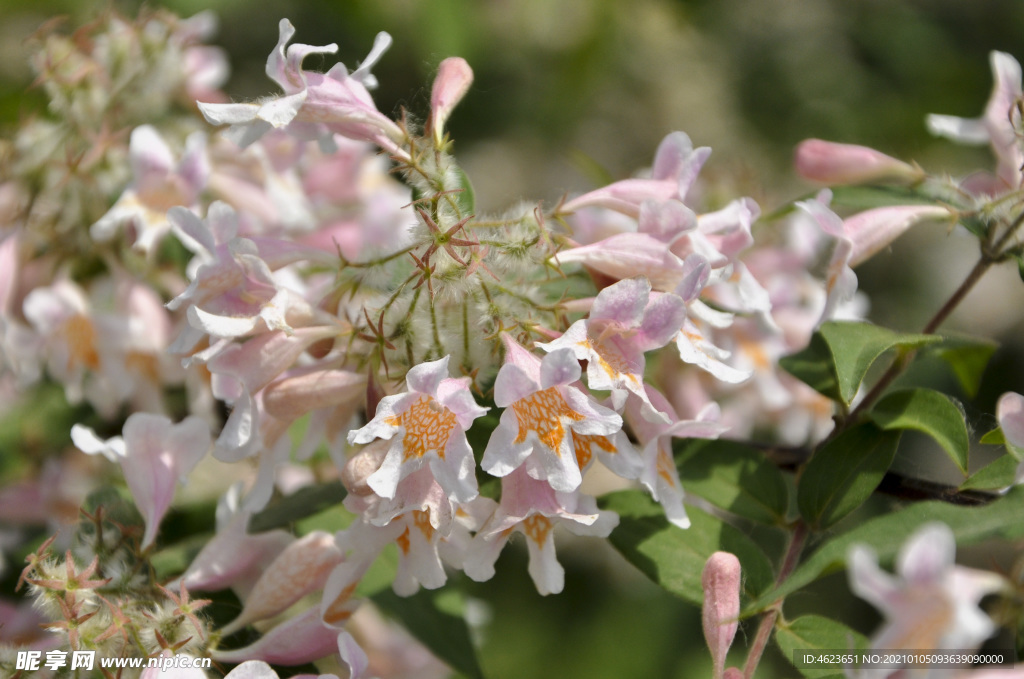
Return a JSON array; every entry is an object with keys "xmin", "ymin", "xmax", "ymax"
[
  {"xmin": 843, "ymin": 204, "xmax": 950, "ymax": 266},
  {"xmin": 212, "ymin": 607, "xmax": 339, "ymax": 666},
  {"xmin": 702, "ymin": 551, "xmax": 741, "ymax": 679},
  {"xmin": 430, "ymin": 57, "xmax": 474, "ymax": 145},
  {"xmin": 795, "ymin": 139, "xmax": 921, "ymax": 185},
  {"xmin": 221, "ymin": 531, "xmax": 343, "ymax": 635},
  {"xmin": 341, "ymin": 439, "xmax": 390, "ymax": 496}
]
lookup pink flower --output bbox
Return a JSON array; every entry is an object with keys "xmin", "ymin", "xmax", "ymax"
[
  {"xmin": 166, "ymin": 202, "xmax": 334, "ymax": 336},
  {"xmin": 91, "ymin": 125, "xmax": 208, "ymax": 253},
  {"xmin": 996, "ymin": 391, "xmax": 1024, "ymax": 485},
  {"xmin": 212, "ymin": 607, "xmax": 340, "ymax": 666},
  {"xmin": 928, "ymin": 51, "xmax": 1024, "ymax": 190},
  {"xmin": 848, "ymin": 522, "xmax": 1005, "ymax": 652},
  {"xmin": 464, "ymin": 466, "xmax": 618, "ymax": 595},
  {"xmin": 794, "ymin": 139, "xmax": 920, "ymax": 185},
  {"xmin": 71, "ymin": 413, "xmax": 211, "ymax": 549},
  {"xmin": 176, "ymin": 492, "xmax": 294, "ymax": 597},
  {"xmin": 481, "ymin": 337, "xmax": 624, "ymax": 493},
  {"xmin": 554, "ymin": 232, "xmax": 687, "ymax": 292},
  {"xmin": 843, "ymin": 204, "xmax": 952, "ymax": 267},
  {"xmin": 560, "ymin": 132, "xmax": 710, "ymax": 216},
  {"xmin": 538, "ymin": 277, "xmax": 686, "ymax": 424},
  {"xmin": 624, "ymin": 386, "xmax": 727, "ymax": 528},
  {"xmin": 198, "ymin": 20, "xmax": 404, "ymax": 155},
  {"xmin": 430, "ymin": 57, "xmax": 473, "ymax": 145},
  {"xmin": 348, "ymin": 355, "xmax": 488, "ymax": 503}
]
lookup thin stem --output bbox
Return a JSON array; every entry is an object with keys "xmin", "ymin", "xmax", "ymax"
[
  {"xmin": 921, "ymin": 256, "xmax": 993, "ymax": 334},
  {"xmin": 743, "ymin": 522, "xmax": 808, "ymax": 679}
]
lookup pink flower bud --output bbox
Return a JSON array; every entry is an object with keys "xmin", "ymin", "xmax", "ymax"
[
  {"xmin": 430, "ymin": 57, "xmax": 473, "ymax": 144},
  {"xmin": 843, "ymin": 204, "xmax": 950, "ymax": 266},
  {"xmin": 702, "ymin": 551, "xmax": 741, "ymax": 679},
  {"xmin": 212, "ymin": 607, "xmax": 340, "ymax": 666},
  {"xmin": 221, "ymin": 531, "xmax": 343, "ymax": 635},
  {"xmin": 795, "ymin": 139, "xmax": 920, "ymax": 185}
]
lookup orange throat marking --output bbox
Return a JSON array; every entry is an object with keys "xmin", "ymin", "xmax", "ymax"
[
  {"xmin": 388, "ymin": 395, "xmax": 457, "ymax": 461},
  {"xmin": 512, "ymin": 387, "xmax": 585, "ymax": 457}
]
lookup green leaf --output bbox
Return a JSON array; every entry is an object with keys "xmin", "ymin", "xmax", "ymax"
[
  {"xmin": 828, "ymin": 185, "xmax": 937, "ymax": 210},
  {"xmin": 775, "ymin": 615, "xmax": 869, "ymax": 679},
  {"xmin": 452, "ymin": 165, "xmax": 476, "ymax": 217},
  {"xmin": 980, "ymin": 427, "xmax": 1006, "ymax": 445},
  {"xmin": 923, "ymin": 335, "xmax": 998, "ymax": 398},
  {"xmin": 820, "ymin": 322, "xmax": 940, "ymax": 405},
  {"xmin": 779, "ymin": 333, "xmax": 841, "ymax": 403},
  {"xmin": 248, "ymin": 481, "xmax": 347, "ymax": 533},
  {"xmin": 601, "ymin": 490, "xmax": 774, "ymax": 607},
  {"xmin": 749, "ymin": 485, "xmax": 1024, "ymax": 611},
  {"xmin": 868, "ymin": 389, "xmax": 969, "ymax": 475},
  {"xmin": 373, "ymin": 587, "xmax": 486, "ymax": 679},
  {"xmin": 677, "ymin": 439, "xmax": 789, "ymax": 525},
  {"xmin": 782, "ymin": 322, "xmax": 940, "ymax": 406},
  {"xmin": 798, "ymin": 423, "xmax": 900, "ymax": 529},
  {"xmin": 961, "ymin": 454, "xmax": 1020, "ymax": 491}
]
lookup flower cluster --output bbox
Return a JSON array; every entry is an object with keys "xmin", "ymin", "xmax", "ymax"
[{"xmin": 2, "ymin": 9, "xmax": 1023, "ymax": 679}]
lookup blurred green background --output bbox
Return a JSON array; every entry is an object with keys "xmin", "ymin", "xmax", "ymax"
[{"xmin": 2, "ymin": 1, "xmax": 1023, "ymax": 677}]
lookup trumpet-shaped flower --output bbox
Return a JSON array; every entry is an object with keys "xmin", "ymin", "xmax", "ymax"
[
  {"xmin": 198, "ymin": 20, "xmax": 404, "ymax": 155},
  {"xmin": 538, "ymin": 277, "xmax": 686, "ymax": 423},
  {"xmin": 482, "ymin": 338, "xmax": 624, "ymax": 493},
  {"xmin": 625, "ymin": 386, "xmax": 728, "ymax": 528},
  {"xmin": 848, "ymin": 522, "xmax": 1005, "ymax": 652},
  {"xmin": 464, "ymin": 465, "xmax": 618, "ymax": 595},
  {"xmin": 348, "ymin": 355, "xmax": 488, "ymax": 503},
  {"xmin": 71, "ymin": 414, "xmax": 211, "ymax": 549},
  {"xmin": 927, "ymin": 51, "xmax": 1024, "ymax": 190},
  {"xmin": 560, "ymin": 132, "xmax": 710, "ymax": 216},
  {"xmin": 91, "ymin": 126, "xmax": 208, "ymax": 253}
]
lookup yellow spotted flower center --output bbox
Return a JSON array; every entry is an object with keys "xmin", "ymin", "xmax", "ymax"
[
  {"xmin": 522, "ymin": 514, "xmax": 553, "ymax": 548},
  {"xmin": 571, "ymin": 431, "xmax": 616, "ymax": 469},
  {"xmin": 512, "ymin": 387, "xmax": 584, "ymax": 456},
  {"xmin": 388, "ymin": 395, "xmax": 457, "ymax": 461}
]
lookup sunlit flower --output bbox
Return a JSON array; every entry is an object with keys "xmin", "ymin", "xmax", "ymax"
[
  {"xmin": 348, "ymin": 355, "xmax": 488, "ymax": 503},
  {"xmin": 481, "ymin": 337, "xmax": 624, "ymax": 493},
  {"xmin": 538, "ymin": 277, "xmax": 685, "ymax": 423},
  {"xmin": 464, "ymin": 465, "xmax": 618, "ymax": 595},
  {"xmin": 198, "ymin": 20, "xmax": 404, "ymax": 155}
]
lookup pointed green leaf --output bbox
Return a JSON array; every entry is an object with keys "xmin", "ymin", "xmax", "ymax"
[
  {"xmin": 373, "ymin": 587, "xmax": 486, "ymax": 679},
  {"xmin": 798, "ymin": 423, "xmax": 900, "ymax": 529},
  {"xmin": 961, "ymin": 454, "xmax": 1020, "ymax": 491},
  {"xmin": 781, "ymin": 322, "xmax": 940, "ymax": 406},
  {"xmin": 868, "ymin": 389, "xmax": 969, "ymax": 475},
  {"xmin": 248, "ymin": 481, "xmax": 347, "ymax": 532},
  {"xmin": 775, "ymin": 615, "xmax": 869, "ymax": 679},
  {"xmin": 818, "ymin": 322, "xmax": 940, "ymax": 405},
  {"xmin": 980, "ymin": 427, "xmax": 1006, "ymax": 446},
  {"xmin": 749, "ymin": 485, "xmax": 1024, "ymax": 612},
  {"xmin": 677, "ymin": 439, "xmax": 789, "ymax": 525},
  {"xmin": 922, "ymin": 335, "xmax": 997, "ymax": 398},
  {"xmin": 452, "ymin": 165, "xmax": 476, "ymax": 217},
  {"xmin": 779, "ymin": 333, "xmax": 841, "ymax": 403},
  {"xmin": 601, "ymin": 490, "xmax": 774, "ymax": 607}
]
